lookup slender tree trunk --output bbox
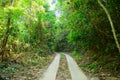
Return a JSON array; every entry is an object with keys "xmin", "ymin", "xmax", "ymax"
[
  {"xmin": 0, "ymin": 0, "xmax": 14, "ymax": 61},
  {"xmin": 98, "ymin": 0, "xmax": 120, "ymax": 53}
]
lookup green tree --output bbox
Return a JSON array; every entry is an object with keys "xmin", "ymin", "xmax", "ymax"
[{"xmin": 0, "ymin": 0, "xmax": 14, "ymax": 61}]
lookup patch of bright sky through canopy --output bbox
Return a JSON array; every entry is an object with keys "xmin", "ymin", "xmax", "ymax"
[
  {"xmin": 49, "ymin": 0, "xmax": 62, "ymax": 18},
  {"xmin": 49, "ymin": 0, "xmax": 57, "ymax": 10}
]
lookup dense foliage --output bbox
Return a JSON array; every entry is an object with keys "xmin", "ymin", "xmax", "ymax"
[
  {"xmin": 0, "ymin": 0, "xmax": 57, "ymax": 60},
  {"xmin": 0, "ymin": 0, "xmax": 120, "ymax": 76},
  {"xmin": 57, "ymin": 0, "xmax": 120, "ymax": 71}
]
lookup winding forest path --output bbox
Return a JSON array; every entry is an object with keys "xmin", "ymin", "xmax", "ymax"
[{"xmin": 40, "ymin": 53, "xmax": 88, "ymax": 80}]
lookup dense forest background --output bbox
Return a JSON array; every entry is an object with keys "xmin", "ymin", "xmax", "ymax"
[{"xmin": 0, "ymin": 0, "xmax": 120, "ymax": 79}]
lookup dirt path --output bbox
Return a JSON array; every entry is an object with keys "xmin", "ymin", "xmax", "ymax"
[
  {"xmin": 56, "ymin": 54, "xmax": 71, "ymax": 80},
  {"xmin": 39, "ymin": 53, "xmax": 89, "ymax": 80}
]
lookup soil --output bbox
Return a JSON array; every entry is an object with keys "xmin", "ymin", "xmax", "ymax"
[{"xmin": 56, "ymin": 56, "xmax": 72, "ymax": 80}]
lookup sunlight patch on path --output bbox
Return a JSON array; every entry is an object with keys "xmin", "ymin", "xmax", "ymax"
[
  {"xmin": 39, "ymin": 54, "xmax": 61, "ymax": 80},
  {"xmin": 65, "ymin": 54, "xmax": 88, "ymax": 80}
]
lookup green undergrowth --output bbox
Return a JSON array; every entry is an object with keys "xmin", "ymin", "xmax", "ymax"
[
  {"xmin": 71, "ymin": 51, "xmax": 82, "ymax": 62},
  {"xmin": 71, "ymin": 50, "xmax": 120, "ymax": 79},
  {"xmin": 0, "ymin": 52, "xmax": 54, "ymax": 80},
  {"xmin": 0, "ymin": 61, "xmax": 21, "ymax": 80}
]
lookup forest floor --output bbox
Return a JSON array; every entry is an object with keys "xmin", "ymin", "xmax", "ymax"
[
  {"xmin": 0, "ymin": 52, "xmax": 55, "ymax": 80},
  {"xmin": 73, "ymin": 53, "xmax": 120, "ymax": 80}
]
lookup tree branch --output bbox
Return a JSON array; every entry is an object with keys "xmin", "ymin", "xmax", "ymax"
[{"xmin": 98, "ymin": 0, "xmax": 120, "ymax": 53}]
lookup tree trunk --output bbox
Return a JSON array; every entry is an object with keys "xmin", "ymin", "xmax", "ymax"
[
  {"xmin": 0, "ymin": 0, "xmax": 14, "ymax": 61},
  {"xmin": 98, "ymin": 0, "xmax": 120, "ymax": 53}
]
